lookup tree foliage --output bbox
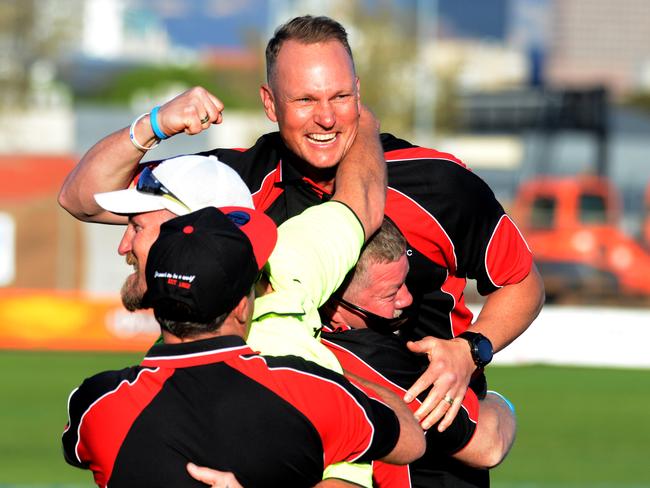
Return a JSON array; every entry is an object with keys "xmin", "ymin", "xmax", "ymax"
[
  {"xmin": 348, "ymin": 2, "xmax": 417, "ymax": 135},
  {"xmin": 347, "ymin": 0, "xmax": 460, "ymax": 137},
  {"xmin": 0, "ymin": 0, "xmax": 79, "ymax": 109},
  {"xmin": 622, "ymin": 91, "xmax": 650, "ymax": 114},
  {"xmin": 77, "ymin": 65, "xmax": 262, "ymax": 110}
]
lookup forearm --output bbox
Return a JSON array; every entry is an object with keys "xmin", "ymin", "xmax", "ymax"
[
  {"xmin": 470, "ymin": 263, "xmax": 545, "ymax": 352},
  {"xmin": 345, "ymin": 371, "xmax": 425, "ymax": 465},
  {"xmin": 404, "ymin": 265, "xmax": 543, "ymax": 431},
  {"xmin": 58, "ymin": 122, "xmax": 152, "ymax": 223},
  {"xmin": 452, "ymin": 391, "xmax": 516, "ymax": 468},
  {"xmin": 59, "ymin": 86, "xmax": 225, "ymax": 223},
  {"xmin": 332, "ymin": 107, "xmax": 386, "ymax": 240}
]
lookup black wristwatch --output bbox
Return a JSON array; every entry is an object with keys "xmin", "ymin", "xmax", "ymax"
[{"xmin": 458, "ymin": 331, "xmax": 493, "ymax": 368}]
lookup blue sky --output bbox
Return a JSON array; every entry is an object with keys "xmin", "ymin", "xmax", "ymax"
[
  {"xmin": 142, "ymin": 0, "xmax": 514, "ymax": 49},
  {"xmin": 156, "ymin": 0, "xmax": 268, "ymax": 49}
]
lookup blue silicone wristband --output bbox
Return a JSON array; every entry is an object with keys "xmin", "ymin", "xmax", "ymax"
[
  {"xmin": 150, "ymin": 106, "xmax": 169, "ymax": 140},
  {"xmin": 487, "ymin": 390, "xmax": 516, "ymax": 413}
]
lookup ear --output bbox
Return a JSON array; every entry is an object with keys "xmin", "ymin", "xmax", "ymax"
[
  {"xmin": 322, "ymin": 301, "xmax": 348, "ymax": 329},
  {"xmin": 222, "ymin": 293, "xmax": 254, "ymax": 339},
  {"xmin": 260, "ymin": 84, "xmax": 278, "ymax": 123},
  {"xmin": 232, "ymin": 293, "xmax": 253, "ymax": 324}
]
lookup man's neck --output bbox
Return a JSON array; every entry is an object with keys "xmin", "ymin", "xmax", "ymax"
[
  {"xmin": 284, "ymin": 151, "xmax": 337, "ymax": 193},
  {"xmin": 160, "ymin": 320, "xmax": 247, "ymax": 344},
  {"xmin": 161, "ymin": 330, "xmax": 221, "ymax": 344}
]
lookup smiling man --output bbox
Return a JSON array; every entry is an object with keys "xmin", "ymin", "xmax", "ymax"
[
  {"xmin": 99, "ymin": 154, "xmax": 254, "ymax": 312},
  {"xmin": 59, "ymin": 15, "xmax": 544, "ymax": 434},
  {"xmin": 260, "ymin": 35, "xmax": 360, "ymax": 181}
]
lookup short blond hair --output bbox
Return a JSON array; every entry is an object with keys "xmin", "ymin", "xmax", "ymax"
[
  {"xmin": 265, "ymin": 15, "xmax": 355, "ymax": 85},
  {"xmin": 344, "ymin": 219, "xmax": 407, "ymax": 297}
]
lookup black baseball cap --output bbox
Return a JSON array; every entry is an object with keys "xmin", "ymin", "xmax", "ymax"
[{"xmin": 144, "ymin": 206, "xmax": 278, "ymax": 323}]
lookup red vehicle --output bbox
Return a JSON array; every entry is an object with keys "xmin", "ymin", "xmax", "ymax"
[
  {"xmin": 512, "ymin": 175, "xmax": 650, "ymax": 302},
  {"xmin": 641, "ymin": 183, "xmax": 650, "ymax": 252}
]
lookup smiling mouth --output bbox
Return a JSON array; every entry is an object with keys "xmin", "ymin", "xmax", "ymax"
[{"xmin": 307, "ymin": 133, "xmax": 337, "ymax": 144}]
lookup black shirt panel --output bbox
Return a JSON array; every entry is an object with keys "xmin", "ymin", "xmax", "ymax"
[
  {"xmin": 321, "ymin": 329, "xmax": 475, "ymax": 454},
  {"xmin": 110, "ymin": 363, "xmax": 324, "ymax": 488},
  {"xmin": 401, "ymin": 244, "xmax": 455, "ymax": 341},
  {"xmin": 262, "ymin": 354, "xmax": 401, "ymax": 464},
  {"xmin": 409, "ymin": 457, "xmax": 489, "ymax": 488},
  {"xmin": 322, "ymin": 328, "xmax": 484, "ymax": 487},
  {"xmin": 204, "ymin": 133, "xmax": 327, "ymax": 225},
  {"xmin": 63, "ymin": 336, "xmax": 400, "ymax": 487}
]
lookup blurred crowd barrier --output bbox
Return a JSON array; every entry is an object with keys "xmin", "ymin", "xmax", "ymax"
[
  {"xmin": 2, "ymin": 288, "xmax": 648, "ymax": 370},
  {"xmin": 482, "ymin": 304, "xmax": 650, "ymax": 369},
  {"xmin": 0, "ymin": 288, "xmax": 159, "ymax": 351}
]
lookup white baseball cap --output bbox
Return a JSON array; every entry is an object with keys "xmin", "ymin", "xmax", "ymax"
[{"xmin": 94, "ymin": 155, "xmax": 254, "ymax": 216}]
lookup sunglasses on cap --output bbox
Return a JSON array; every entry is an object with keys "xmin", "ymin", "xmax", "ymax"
[
  {"xmin": 333, "ymin": 296, "xmax": 409, "ymax": 334},
  {"xmin": 136, "ymin": 166, "xmax": 190, "ymax": 211}
]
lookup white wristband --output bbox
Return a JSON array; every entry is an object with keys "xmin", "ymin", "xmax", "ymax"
[{"xmin": 129, "ymin": 113, "xmax": 160, "ymax": 152}]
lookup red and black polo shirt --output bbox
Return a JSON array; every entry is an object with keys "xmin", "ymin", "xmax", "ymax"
[
  {"xmin": 321, "ymin": 325, "xmax": 487, "ymax": 488},
  {"xmin": 197, "ymin": 132, "xmax": 532, "ymax": 342},
  {"xmin": 63, "ymin": 335, "xmax": 399, "ymax": 487}
]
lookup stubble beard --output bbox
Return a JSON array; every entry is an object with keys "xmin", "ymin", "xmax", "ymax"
[{"xmin": 121, "ymin": 252, "xmax": 145, "ymax": 312}]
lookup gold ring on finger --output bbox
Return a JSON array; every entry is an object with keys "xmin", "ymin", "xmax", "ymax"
[
  {"xmin": 200, "ymin": 114, "xmax": 210, "ymax": 124},
  {"xmin": 443, "ymin": 395, "xmax": 454, "ymax": 406}
]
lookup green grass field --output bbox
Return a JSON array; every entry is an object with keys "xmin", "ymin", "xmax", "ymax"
[{"xmin": 1, "ymin": 350, "xmax": 649, "ymax": 487}]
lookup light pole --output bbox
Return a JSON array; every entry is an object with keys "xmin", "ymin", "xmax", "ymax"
[{"xmin": 413, "ymin": 0, "xmax": 437, "ymax": 144}]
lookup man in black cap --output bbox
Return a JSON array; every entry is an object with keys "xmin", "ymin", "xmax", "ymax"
[{"xmin": 62, "ymin": 206, "xmax": 425, "ymax": 487}]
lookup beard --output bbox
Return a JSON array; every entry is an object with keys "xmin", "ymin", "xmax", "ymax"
[{"xmin": 121, "ymin": 252, "xmax": 145, "ymax": 312}]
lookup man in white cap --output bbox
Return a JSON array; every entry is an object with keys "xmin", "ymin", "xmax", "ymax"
[{"xmin": 93, "ymin": 154, "xmax": 254, "ymax": 312}]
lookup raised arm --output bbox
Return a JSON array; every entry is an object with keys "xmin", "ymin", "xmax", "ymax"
[
  {"xmin": 58, "ymin": 87, "xmax": 224, "ymax": 223},
  {"xmin": 331, "ymin": 106, "xmax": 386, "ymax": 241}
]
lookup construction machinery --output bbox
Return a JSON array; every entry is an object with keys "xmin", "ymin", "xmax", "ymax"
[{"xmin": 512, "ymin": 175, "xmax": 650, "ymax": 303}]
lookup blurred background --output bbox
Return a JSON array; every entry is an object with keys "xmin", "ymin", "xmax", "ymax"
[{"xmin": 0, "ymin": 0, "xmax": 649, "ymax": 487}]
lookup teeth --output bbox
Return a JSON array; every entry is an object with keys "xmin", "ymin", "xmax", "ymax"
[{"xmin": 308, "ymin": 133, "xmax": 336, "ymax": 143}]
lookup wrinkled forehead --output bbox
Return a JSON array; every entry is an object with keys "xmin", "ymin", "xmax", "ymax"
[{"xmin": 372, "ymin": 253, "xmax": 410, "ymax": 281}]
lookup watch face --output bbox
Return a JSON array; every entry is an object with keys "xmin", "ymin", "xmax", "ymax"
[{"xmin": 476, "ymin": 338, "xmax": 493, "ymax": 363}]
